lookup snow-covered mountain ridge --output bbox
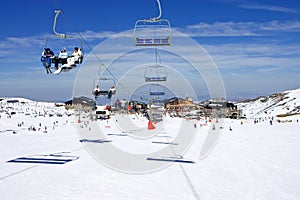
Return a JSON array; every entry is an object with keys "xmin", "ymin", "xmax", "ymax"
[
  {"xmin": 237, "ymin": 88, "xmax": 300, "ymax": 119},
  {"xmin": 2, "ymin": 88, "xmax": 300, "ymax": 121}
]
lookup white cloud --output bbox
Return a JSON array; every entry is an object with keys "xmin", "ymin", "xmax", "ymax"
[
  {"xmin": 239, "ymin": 3, "xmax": 299, "ymax": 14},
  {"xmin": 80, "ymin": 30, "xmax": 117, "ymax": 40},
  {"xmin": 177, "ymin": 20, "xmax": 300, "ymax": 37},
  {"xmin": 259, "ymin": 20, "xmax": 300, "ymax": 31},
  {"xmin": 204, "ymin": 43, "xmax": 300, "ymax": 70},
  {"xmin": 178, "ymin": 22, "xmax": 258, "ymax": 37}
]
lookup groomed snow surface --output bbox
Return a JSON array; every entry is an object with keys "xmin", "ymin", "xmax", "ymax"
[{"xmin": 0, "ymin": 98, "xmax": 299, "ymax": 200}]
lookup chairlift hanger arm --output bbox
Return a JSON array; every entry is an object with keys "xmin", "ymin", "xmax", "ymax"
[
  {"xmin": 151, "ymin": 0, "xmax": 162, "ymax": 21},
  {"xmin": 53, "ymin": 9, "xmax": 66, "ymax": 38},
  {"xmin": 155, "ymin": 48, "xmax": 161, "ymax": 65},
  {"xmin": 93, "ymin": 77, "xmax": 116, "ymax": 88}
]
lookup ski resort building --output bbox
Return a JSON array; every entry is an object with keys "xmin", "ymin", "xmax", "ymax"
[{"xmin": 164, "ymin": 97, "xmax": 241, "ymax": 119}]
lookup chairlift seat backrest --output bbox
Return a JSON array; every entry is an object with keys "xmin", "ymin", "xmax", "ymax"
[
  {"xmin": 145, "ymin": 76, "xmax": 167, "ymax": 82},
  {"xmin": 135, "ymin": 37, "xmax": 171, "ymax": 46},
  {"xmin": 150, "ymin": 91, "xmax": 165, "ymax": 96},
  {"xmin": 98, "ymin": 90, "xmax": 109, "ymax": 95}
]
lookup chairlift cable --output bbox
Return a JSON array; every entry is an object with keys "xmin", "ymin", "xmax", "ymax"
[
  {"xmin": 51, "ymin": 0, "xmax": 136, "ymax": 100},
  {"xmin": 51, "ymin": 0, "xmax": 104, "ymax": 65}
]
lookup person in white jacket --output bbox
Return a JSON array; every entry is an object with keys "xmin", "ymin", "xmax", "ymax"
[
  {"xmin": 54, "ymin": 47, "xmax": 83, "ymax": 74},
  {"xmin": 67, "ymin": 47, "xmax": 83, "ymax": 66},
  {"xmin": 54, "ymin": 47, "xmax": 68, "ymax": 69},
  {"xmin": 59, "ymin": 48, "xmax": 68, "ymax": 59}
]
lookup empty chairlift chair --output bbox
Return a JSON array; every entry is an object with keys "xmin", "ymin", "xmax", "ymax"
[
  {"xmin": 133, "ymin": 0, "xmax": 172, "ymax": 46},
  {"xmin": 149, "ymin": 84, "xmax": 165, "ymax": 96},
  {"xmin": 134, "ymin": 19, "xmax": 171, "ymax": 46},
  {"xmin": 144, "ymin": 65, "xmax": 167, "ymax": 82}
]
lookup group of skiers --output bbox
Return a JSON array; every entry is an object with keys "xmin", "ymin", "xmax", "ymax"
[{"xmin": 41, "ymin": 47, "xmax": 83, "ymax": 74}]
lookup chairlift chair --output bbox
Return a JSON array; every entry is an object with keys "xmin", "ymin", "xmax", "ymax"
[
  {"xmin": 133, "ymin": 0, "xmax": 172, "ymax": 46},
  {"xmin": 134, "ymin": 19, "xmax": 171, "ymax": 46},
  {"xmin": 93, "ymin": 77, "xmax": 116, "ymax": 99},
  {"xmin": 41, "ymin": 9, "xmax": 84, "ymax": 74},
  {"xmin": 144, "ymin": 65, "xmax": 167, "ymax": 82},
  {"xmin": 149, "ymin": 84, "xmax": 165, "ymax": 96}
]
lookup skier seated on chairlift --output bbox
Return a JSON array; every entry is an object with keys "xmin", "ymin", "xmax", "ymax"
[
  {"xmin": 108, "ymin": 86, "xmax": 116, "ymax": 99},
  {"xmin": 93, "ymin": 85, "xmax": 116, "ymax": 99},
  {"xmin": 54, "ymin": 47, "xmax": 68, "ymax": 70},
  {"xmin": 93, "ymin": 85, "xmax": 100, "ymax": 96},
  {"xmin": 41, "ymin": 48, "xmax": 54, "ymax": 74},
  {"xmin": 61, "ymin": 47, "xmax": 83, "ymax": 68}
]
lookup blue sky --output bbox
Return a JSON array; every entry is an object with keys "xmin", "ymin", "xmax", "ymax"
[{"xmin": 0, "ymin": 0, "xmax": 300, "ymax": 101}]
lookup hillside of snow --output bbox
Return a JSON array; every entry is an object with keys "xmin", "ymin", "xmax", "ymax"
[
  {"xmin": 0, "ymin": 98, "xmax": 74, "ymax": 133},
  {"xmin": 237, "ymin": 88, "xmax": 300, "ymax": 120}
]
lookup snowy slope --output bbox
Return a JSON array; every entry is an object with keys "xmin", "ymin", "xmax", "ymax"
[
  {"xmin": 237, "ymin": 88, "xmax": 300, "ymax": 119},
  {"xmin": 0, "ymin": 95, "xmax": 300, "ymax": 200}
]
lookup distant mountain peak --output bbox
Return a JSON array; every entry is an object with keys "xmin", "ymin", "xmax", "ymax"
[{"xmin": 237, "ymin": 88, "xmax": 300, "ymax": 118}]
